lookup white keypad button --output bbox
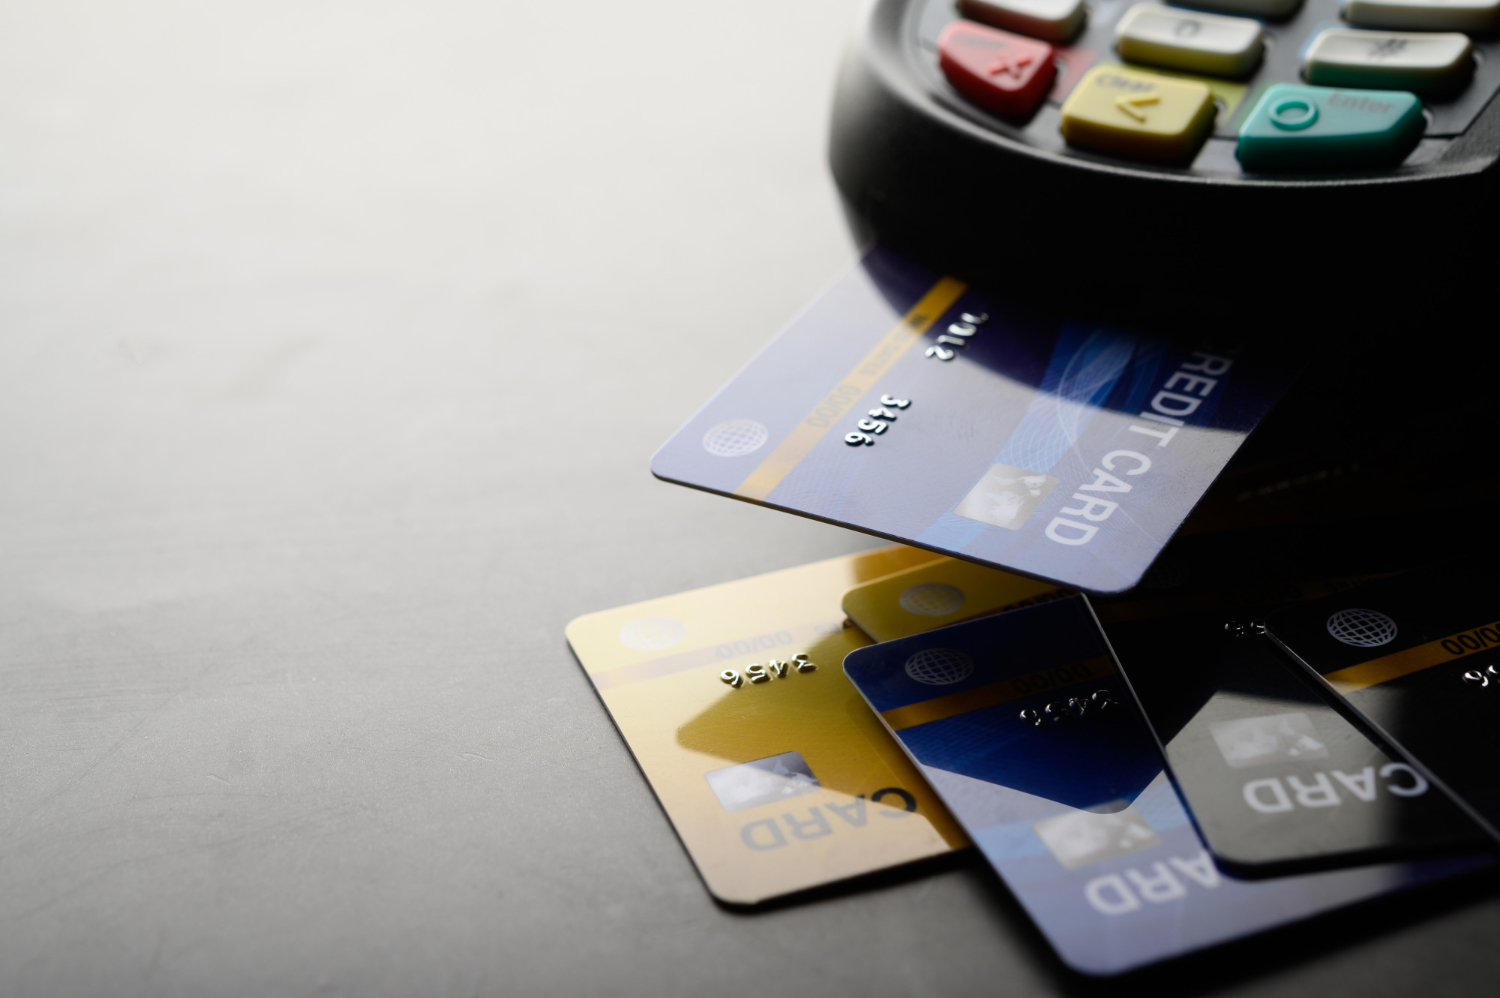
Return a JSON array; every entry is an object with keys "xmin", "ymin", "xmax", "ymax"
[
  {"xmin": 1114, "ymin": 3, "xmax": 1266, "ymax": 78},
  {"xmin": 1305, "ymin": 29, "xmax": 1474, "ymax": 92},
  {"xmin": 957, "ymin": 0, "xmax": 1088, "ymax": 44},
  {"xmin": 1343, "ymin": 0, "xmax": 1500, "ymax": 32},
  {"xmin": 1168, "ymin": 0, "xmax": 1303, "ymax": 19}
]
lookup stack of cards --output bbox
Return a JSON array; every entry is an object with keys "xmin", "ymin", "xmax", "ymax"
[{"xmin": 568, "ymin": 246, "xmax": 1497, "ymax": 974}]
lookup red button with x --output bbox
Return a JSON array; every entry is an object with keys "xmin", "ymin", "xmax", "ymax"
[{"xmin": 939, "ymin": 20, "xmax": 1057, "ymax": 121}]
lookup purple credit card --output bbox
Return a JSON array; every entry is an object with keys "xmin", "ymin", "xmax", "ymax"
[{"xmin": 652, "ymin": 246, "xmax": 1299, "ymax": 593}]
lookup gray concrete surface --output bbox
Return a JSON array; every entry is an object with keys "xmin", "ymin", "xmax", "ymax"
[{"xmin": 2, "ymin": 1, "xmax": 1496, "ymax": 995}]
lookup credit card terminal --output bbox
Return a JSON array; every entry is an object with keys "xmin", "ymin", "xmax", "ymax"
[{"xmin": 829, "ymin": 0, "xmax": 1499, "ymax": 319}]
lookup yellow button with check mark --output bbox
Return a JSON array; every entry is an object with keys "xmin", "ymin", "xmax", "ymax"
[{"xmin": 1060, "ymin": 65, "xmax": 1216, "ymax": 163}]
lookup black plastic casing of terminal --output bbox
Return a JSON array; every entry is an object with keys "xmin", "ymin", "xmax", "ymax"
[{"xmin": 828, "ymin": 0, "xmax": 1500, "ymax": 335}]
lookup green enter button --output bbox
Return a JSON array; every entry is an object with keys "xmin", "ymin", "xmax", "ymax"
[{"xmin": 1236, "ymin": 84, "xmax": 1424, "ymax": 172}]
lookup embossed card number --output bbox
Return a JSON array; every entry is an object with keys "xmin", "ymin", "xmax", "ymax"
[
  {"xmin": 924, "ymin": 311, "xmax": 989, "ymax": 362},
  {"xmin": 845, "ymin": 309, "xmax": 990, "ymax": 446},
  {"xmin": 1461, "ymin": 661, "xmax": 1500, "ymax": 689},
  {"xmin": 845, "ymin": 395, "xmax": 912, "ymax": 447},
  {"xmin": 1020, "ymin": 689, "xmax": 1124, "ymax": 727},
  {"xmin": 721, "ymin": 653, "xmax": 818, "ymax": 687}
]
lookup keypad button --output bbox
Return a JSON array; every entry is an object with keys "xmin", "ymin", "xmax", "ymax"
[
  {"xmin": 1236, "ymin": 83, "xmax": 1424, "ymax": 171},
  {"xmin": 957, "ymin": 0, "xmax": 1087, "ymax": 44},
  {"xmin": 1060, "ymin": 65, "xmax": 1217, "ymax": 161},
  {"xmin": 1179, "ymin": 0, "xmax": 1303, "ymax": 15},
  {"xmin": 1115, "ymin": 3, "xmax": 1265, "ymax": 78},
  {"xmin": 1343, "ymin": 0, "xmax": 1500, "ymax": 32},
  {"xmin": 1305, "ymin": 28, "xmax": 1473, "ymax": 93},
  {"xmin": 939, "ymin": 21, "xmax": 1059, "ymax": 119}
]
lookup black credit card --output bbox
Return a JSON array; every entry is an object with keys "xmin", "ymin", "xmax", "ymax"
[
  {"xmin": 1104, "ymin": 611, "xmax": 1485, "ymax": 876},
  {"xmin": 1263, "ymin": 561, "xmax": 1500, "ymax": 845}
]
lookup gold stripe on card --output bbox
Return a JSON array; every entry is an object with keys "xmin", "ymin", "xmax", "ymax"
[
  {"xmin": 881, "ymin": 655, "xmax": 1116, "ymax": 731},
  {"xmin": 733, "ymin": 277, "xmax": 967, "ymax": 502},
  {"xmin": 1325, "ymin": 619, "xmax": 1500, "ymax": 693}
]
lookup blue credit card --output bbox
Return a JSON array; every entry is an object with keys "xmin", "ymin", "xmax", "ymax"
[
  {"xmin": 842, "ymin": 597, "xmax": 1490, "ymax": 975},
  {"xmin": 652, "ymin": 247, "xmax": 1299, "ymax": 593}
]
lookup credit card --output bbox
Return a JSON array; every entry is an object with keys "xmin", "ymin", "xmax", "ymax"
[
  {"xmin": 565, "ymin": 546, "xmax": 967, "ymax": 905},
  {"xmin": 1264, "ymin": 561, "xmax": 1500, "ymax": 845},
  {"xmin": 1107, "ymin": 614, "xmax": 1485, "ymax": 876},
  {"xmin": 651, "ymin": 245, "xmax": 1299, "ymax": 594},
  {"xmin": 842, "ymin": 598, "xmax": 1490, "ymax": 975}
]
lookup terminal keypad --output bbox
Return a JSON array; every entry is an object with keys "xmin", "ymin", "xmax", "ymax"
[{"xmin": 920, "ymin": 0, "xmax": 1500, "ymax": 173}]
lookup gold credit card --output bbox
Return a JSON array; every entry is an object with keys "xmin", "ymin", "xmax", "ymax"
[
  {"xmin": 566, "ymin": 546, "xmax": 967, "ymax": 905},
  {"xmin": 842, "ymin": 555, "xmax": 1070, "ymax": 642}
]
